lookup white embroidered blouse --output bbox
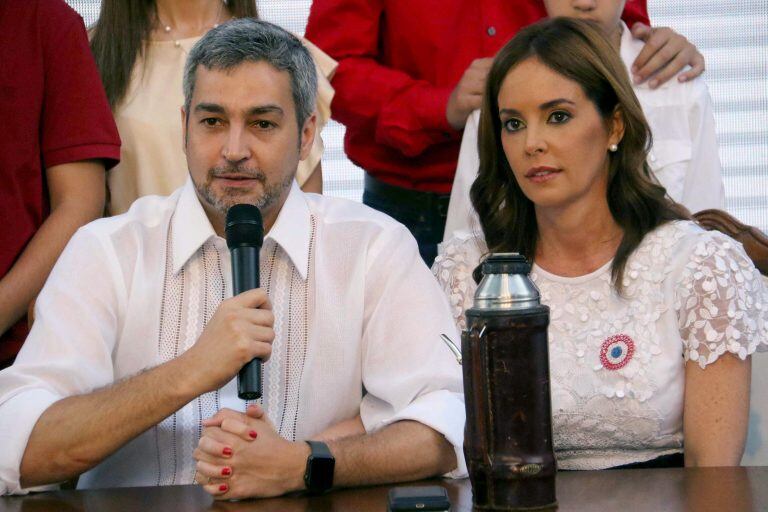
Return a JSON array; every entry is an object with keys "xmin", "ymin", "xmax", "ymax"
[{"xmin": 433, "ymin": 220, "xmax": 768, "ymax": 469}]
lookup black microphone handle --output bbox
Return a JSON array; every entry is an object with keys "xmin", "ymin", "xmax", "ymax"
[{"xmin": 231, "ymin": 245, "xmax": 262, "ymax": 400}]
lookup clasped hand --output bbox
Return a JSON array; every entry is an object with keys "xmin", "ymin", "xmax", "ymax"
[{"xmin": 194, "ymin": 405, "xmax": 310, "ymax": 500}]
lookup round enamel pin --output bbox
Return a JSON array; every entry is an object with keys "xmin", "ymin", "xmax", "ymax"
[{"xmin": 599, "ymin": 334, "xmax": 635, "ymax": 370}]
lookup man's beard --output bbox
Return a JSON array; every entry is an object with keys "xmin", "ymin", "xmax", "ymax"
[{"xmin": 195, "ymin": 164, "xmax": 294, "ymax": 216}]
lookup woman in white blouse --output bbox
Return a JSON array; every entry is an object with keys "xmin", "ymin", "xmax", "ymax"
[
  {"xmin": 434, "ymin": 17, "xmax": 767, "ymax": 470},
  {"xmin": 443, "ymin": 0, "xmax": 725, "ymax": 240},
  {"xmin": 90, "ymin": 0, "xmax": 336, "ymax": 214}
]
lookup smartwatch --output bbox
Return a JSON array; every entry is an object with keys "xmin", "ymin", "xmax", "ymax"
[{"xmin": 304, "ymin": 440, "xmax": 335, "ymax": 494}]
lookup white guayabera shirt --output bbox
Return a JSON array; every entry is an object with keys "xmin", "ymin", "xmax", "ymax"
[
  {"xmin": 434, "ymin": 221, "xmax": 767, "ymax": 469},
  {"xmin": 0, "ymin": 179, "xmax": 466, "ymax": 494},
  {"xmin": 443, "ymin": 22, "xmax": 725, "ymax": 242}
]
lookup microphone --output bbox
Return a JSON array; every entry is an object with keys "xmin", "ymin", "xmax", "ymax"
[{"xmin": 225, "ymin": 204, "xmax": 264, "ymax": 400}]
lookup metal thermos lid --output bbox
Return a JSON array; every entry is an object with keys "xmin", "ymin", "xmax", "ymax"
[
  {"xmin": 481, "ymin": 253, "xmax": 532, "ymax": 275},
  {"xmin": 473, "ymin": 253, "xmax": 540, "ymax": 310}
]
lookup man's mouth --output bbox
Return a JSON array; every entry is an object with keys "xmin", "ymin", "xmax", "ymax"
[
  {"xmin": 211, "ymin": 167, "xmax": 266, "ymax": 184},
  {"xmin": 217, "ymin": 174, "xmax": 257, "ymax": 180}
]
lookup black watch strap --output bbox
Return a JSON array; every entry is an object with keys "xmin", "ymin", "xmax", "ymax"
[
  {"xmin": 306, "ymin": 440, "xmax": 333, "ymax": 459},
  {"xmin": 304, "ymin": 440, "xmax": 335, "ymax": 494}
]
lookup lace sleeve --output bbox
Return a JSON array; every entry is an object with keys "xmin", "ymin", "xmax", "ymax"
[
  {"xmin": 432, "ymin": 235, "xmax": 484, "ymax": 332},
  {"xmin": 675, "ymin": 231, "xmax": 768, "ymax": 369}
]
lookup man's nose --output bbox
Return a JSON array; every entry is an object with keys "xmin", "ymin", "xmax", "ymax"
[
  {"xmin": 572, "ymin": 0, "xmax": 597, "ymax": 12},
  {"xmin": 222, "ymin": 126, "xmax": 251, "ymax": 163}
]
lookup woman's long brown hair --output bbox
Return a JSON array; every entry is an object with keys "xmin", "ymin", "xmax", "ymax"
[
  {"xmin": 471, "ymin": 17, "xmax": 688, "ymax": 292},
  {"xmin": 90, "ymin": 0, "xmax": 258, "ymax": 109}
]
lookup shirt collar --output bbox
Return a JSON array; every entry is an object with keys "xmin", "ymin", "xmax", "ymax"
[
  {"xmin": 172, "ymin": 178, "xmax": 218, "ymax": 274},
  {"xmin": 265, "ymin": 181, "xmax": 311, "ymax": 280},
  {"xmin": 618, "ymin": 21, "xmax": 648, "ymax": 88},
  {"xmin": 171, "ymin": 178, "xmax": 311, "ymax": 280}
]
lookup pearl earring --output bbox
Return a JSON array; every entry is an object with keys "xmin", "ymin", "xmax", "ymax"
[{"xmin": 609, "ymin": 144, "xmax": 618, "ymax": 152}]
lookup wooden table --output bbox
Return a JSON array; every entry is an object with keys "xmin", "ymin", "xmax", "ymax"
[{"xmin": 1, "ymin": 466, "xmax": 765, "ymax": 511}]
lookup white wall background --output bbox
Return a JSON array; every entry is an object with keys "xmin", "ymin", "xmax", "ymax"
[
  {"xmin": 646, "ymin": 1, "xmax": 768, "ymax": 468},
  {"xmin": 68, "ymin": 0, "xmax": 767, "ymax": 465}
]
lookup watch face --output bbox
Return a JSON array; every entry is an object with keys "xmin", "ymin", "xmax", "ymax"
[{"xmin": 309, "ymin": 455, "xmax": 335, "ymax": 491}]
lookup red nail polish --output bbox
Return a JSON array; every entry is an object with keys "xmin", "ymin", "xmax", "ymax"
[
  {"xmin": 222, "ymin": 447, "xmax": 233, "ymax": 456},
  {"xmin": 219, "ymin": 484, "xmax": 228, "ymax": 492},
  {"xmin": 221, "ymin": 467, "xmax": 231, "ymax": 476},
  {"xmin": 249, "ymin": 430, "xmax": 258, "ymax": 439}
]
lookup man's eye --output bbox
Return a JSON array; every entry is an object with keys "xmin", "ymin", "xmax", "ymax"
[
  {"xmin": 548, "ymin": 111, "xmax": 571, "ymax": 124},
  {"xmin": 254, "ymin": 120, "xmax": 275, "ymax": 130},
  {"xmin": 503, "ymin": 118, "xmax": 524, "ymax": 132},
  {"xmin": 202, "ymin": 118, "xmax": 221, "ymax": 127}
]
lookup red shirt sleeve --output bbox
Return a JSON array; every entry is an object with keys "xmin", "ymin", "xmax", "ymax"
[
  {"xmin": 39, "ymin": 2, "xmax": 121, "ymax": 170},
  {"xmin": 305, "ymin": 0, "xmax": 458, "ymax": 159},
  {"xmin": 306, "ymin": 0, "xmax": 649, "ymax": 161},
  {"xmin": 621, "ymin": 0, "xmax": 650, "ymax": 28}
]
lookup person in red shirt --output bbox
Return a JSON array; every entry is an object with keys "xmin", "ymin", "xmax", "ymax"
[
  {"xmin": 305, "ymin": 0, "xmax": 705, "ymax": 265},
  {"xmin": 0, "ymin": 0, "xmax": 121, "ymax": 368}
]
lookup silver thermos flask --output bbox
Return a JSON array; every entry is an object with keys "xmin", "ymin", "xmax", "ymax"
[{"xmin": 462, "ymin": 253, "xmax": 557, "ymax": 510}]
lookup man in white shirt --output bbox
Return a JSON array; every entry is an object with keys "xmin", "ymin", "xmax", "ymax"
[{"xmin": 0, "ymin": 19, "xmax": 465, "ymax": 498}]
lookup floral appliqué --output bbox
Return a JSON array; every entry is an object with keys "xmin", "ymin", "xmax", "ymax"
[{"xmin": 674, "ymin": 231, "xmax": 768, "ymax": 368}]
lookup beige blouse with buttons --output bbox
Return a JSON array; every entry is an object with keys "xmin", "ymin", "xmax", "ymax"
[{"xmin": 108, "ymin": 36, "xmax": 337, "ymax": 215}]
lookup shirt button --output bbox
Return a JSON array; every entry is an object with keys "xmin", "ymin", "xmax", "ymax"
[
  {"xmin": 487, "ymin": 26, "xmax": 496, "ymax": 36},
  {"xmin": 650, "ymin": 153, "xmax": 657, "ymax": 162}
]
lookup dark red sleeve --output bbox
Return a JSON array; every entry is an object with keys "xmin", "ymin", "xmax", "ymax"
[
  {"xmin": 305, "ymin": 0, "xmax": 458, "ymax": 158},
  {"xmin": 39, "ymin": 2, "xmax": 121, "ymax": 170},
  {"xmin": 621, "ymin": 0, "xmax": 650, "ymax": 28}
]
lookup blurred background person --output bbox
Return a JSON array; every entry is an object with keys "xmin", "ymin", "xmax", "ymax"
[
  {"xmin": 0, "ymin": 0, "xmax": 120, "ymax": 368},
  {"xmin": 444, "ymin": 0, "xmax": 725, "ymax": 240},
  {"xmin": 434, "ymin": 18, "xmax": 766, "ymax": 469},
  {"xmin": 306, "ymin": 0, "xmax": 705, "ymax": 265},
  {"xmin": 90, "ymin": 0, "xmax": 336, "ymax": 215}
]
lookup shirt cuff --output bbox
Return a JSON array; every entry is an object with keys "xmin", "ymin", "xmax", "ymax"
[
  {"xmin": 375, "ymin": 84, "xmax": 462, "ymax": 158},
  {"xmin": 44, "ymin": 142, "xmax": 121, "ymax": 171},
  {"xmin": 417, "ymin": 86, "xmax": 458, "ymax": 135},
  {"xmin": 0, "ymin": 388, "xmax": 61, "ymax": 495},
  {"xmin": 372, "ymin": 389, "xmax": 468, "ymax": 479}
]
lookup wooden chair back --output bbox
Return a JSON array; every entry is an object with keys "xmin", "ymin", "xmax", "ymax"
[{"xmin": 693, "ymin": 209, "xmax": 768, "ymax": 276}]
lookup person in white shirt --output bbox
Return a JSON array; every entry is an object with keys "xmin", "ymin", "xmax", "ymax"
[
  {"xmin": 0, "ymin": 19, "xmax": 465, "ymax": 498},
  {"xmin": 443, "ymin": 0, "xmax": 725, "ymax": 241},
  {"xmin": 434, "ymin": 17, "xmax": 766, "ymax": 469}
]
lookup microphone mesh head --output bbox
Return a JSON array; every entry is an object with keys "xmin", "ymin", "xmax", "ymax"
[{"xmin": 225, "ymin": 204, "xmax": 264, "ymax": 249}]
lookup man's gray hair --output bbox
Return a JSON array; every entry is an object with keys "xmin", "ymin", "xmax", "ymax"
[{"xmin": 183, "ymin": 18, "xmax": 317, "ymax": 129}]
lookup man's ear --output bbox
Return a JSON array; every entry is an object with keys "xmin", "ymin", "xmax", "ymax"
[
  {"xmin": 181, "ymin": 106, "xmax": 188, "ymax": 154},
  {"xmin": 608, "ymin": 106, "xmax": 626, "ymax": 149},
  {"xmin": 298, "ymin": 112, "xmax": 317, "ymax": 161}
]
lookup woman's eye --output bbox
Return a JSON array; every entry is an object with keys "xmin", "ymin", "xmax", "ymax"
[
  {"xmin": 503, "ymin": 118, "xmax": 524, "ymax": 132},
  {"xmin": 548, "ymin": 111, "xmax": 571, "ymax": 124}
]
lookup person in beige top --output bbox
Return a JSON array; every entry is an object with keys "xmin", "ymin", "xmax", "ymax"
[{"xmin": 90, "ymin": 0, "xmax": 336, "ymax": 215}]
